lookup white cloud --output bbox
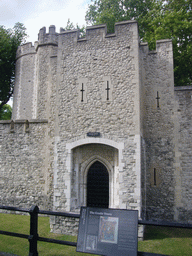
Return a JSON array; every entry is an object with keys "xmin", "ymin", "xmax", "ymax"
[
  {"xmin": 0, "ymin": 0, "xmax": 90, "ymax": 42},
  {"xmin": 0, "ymin": 0, "xmax": 18, "ymax": 23}
]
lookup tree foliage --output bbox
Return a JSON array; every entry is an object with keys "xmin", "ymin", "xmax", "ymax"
[
  {"xmin": 86, "ymin": 0, "xmax": 192, "ymax": 86},
  {"xmin": 0, "ymin": 104, "xmax": 12, "ymax": 120},
  {"xmin": 64, "ymin": 19, "xmax": 86, "ymax": 38},
  {"xmin": 85, "ymin": 0, "xmax": 157, "ymax": 36},
  {"xmin": 0, "ymin": 23, "xmax": 27, "ymax": 111}
]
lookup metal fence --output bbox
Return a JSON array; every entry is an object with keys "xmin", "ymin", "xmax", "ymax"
[{"xmin": 0, "ymin": 205, "xmax": 192, "ymax": 256}]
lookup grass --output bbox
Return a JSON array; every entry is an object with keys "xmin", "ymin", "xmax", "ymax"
[
  {"xmin": 0, "ymin": 213, "xmax": 94, "ymax": 256},
  {"xmin": 139, "ymin": 226, "xmax": 192, "ymax": 255},
  {"xmin": 0, "ymin": 213, "xmax": 192, "ymax": 255}
]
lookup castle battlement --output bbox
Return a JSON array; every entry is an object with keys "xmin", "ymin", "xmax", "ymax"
[
  {"xmin": 2, "ymin": 19, "xmax": 192, "ymax": 235},
  {"xmin": 16, "ymin": 42, "xmax": 36, "ymax": 59},
  {"xmin": 0, "ymin": 119, "xmax": 48, "ymax": 134},
  {"xmin": 36, "ymin": 21, "xmax": 139, "ymax": 45},
  {"xmin": 16, "ymin": 21, "xmax": 173, "ymax": 61},
  {"xmin": 16, "ymin": 21, "xmax": 139, "ymax": 59},
  {"xmin": 140, "ymin": 39, "xmax": 172, "ymax": 55},
  {"xmin": 38, "ymin": 25, "xmax": 59, "ymax": 46}
]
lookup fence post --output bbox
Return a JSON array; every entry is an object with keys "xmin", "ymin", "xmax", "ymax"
[{"xmin": 28, "ymin": 205, "xmax": 39, "ymax": 256}]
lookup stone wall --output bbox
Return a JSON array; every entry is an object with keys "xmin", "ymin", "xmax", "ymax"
[
  {"xmin": 140, "ymin": 40, "xmax": 176, "ymax": 221},
  {"xmin": 12, "ymin": 43, "xmax": 36, "ymax": 120},
  {"xmin": 1, "ymin": 20, "xmax": 192, "ymax": 240},
  {"xmin": 140, "ymin": 40, "xmax": 192, "ymax": 223},
  {"xmin": 0, "ymin": 120, "xmax": 53, "ymax": 210},
  {"xmin": 45, "ymin": 21, "xmax": 142, "ymax": 215},
  {"xmin": 174, "ymin": 86, "xmax": 192, "ymax": 222}
]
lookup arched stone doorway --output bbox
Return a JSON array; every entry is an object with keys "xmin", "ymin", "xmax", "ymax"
[
  {"xmin": 65, "ymin": 139, "xmax": 124, "ymax": 211},
  {"xmin": 87, "ymin": 161, "xmax": 109, "ymax": 208}
]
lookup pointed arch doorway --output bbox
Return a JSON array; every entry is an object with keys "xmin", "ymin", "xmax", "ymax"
[{"xmin": 87, "ymin": 161, "xmax": 109, "ymax": 208}]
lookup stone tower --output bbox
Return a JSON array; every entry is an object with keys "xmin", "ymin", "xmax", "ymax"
[{"xmin": 1, "ymin": 21, "xmax": 192, "ymax": 234}]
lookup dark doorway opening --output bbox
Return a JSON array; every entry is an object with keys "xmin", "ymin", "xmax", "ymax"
[{"xmin": 87, "ymin": 161, "xmax": 109, "ymax": 208}]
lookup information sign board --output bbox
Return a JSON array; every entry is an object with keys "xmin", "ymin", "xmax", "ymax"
[{"xmin": 77, "ymin": 207, "xmax": 138, "ymax": 256}]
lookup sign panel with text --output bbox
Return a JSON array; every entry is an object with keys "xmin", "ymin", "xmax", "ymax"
[{"xmin": 77, "ymin": 207, "xmax": 138, "ymax": 256}]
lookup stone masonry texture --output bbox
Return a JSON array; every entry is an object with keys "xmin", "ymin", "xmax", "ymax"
[{"xmin": 0, "ymin": 21, "xmax": 192, "ymax": 236}]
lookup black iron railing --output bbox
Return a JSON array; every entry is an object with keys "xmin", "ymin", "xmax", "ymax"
[{"xmin": 0, "ymin": 205, "xmax": 192, "ymax": 256}]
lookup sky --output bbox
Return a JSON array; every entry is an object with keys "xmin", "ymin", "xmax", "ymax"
[{"xmin": 0, "ymin": 0, "xmax": 91, "ymax": 43}]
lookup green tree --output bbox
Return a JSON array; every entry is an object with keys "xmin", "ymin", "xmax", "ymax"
[
  {"xmin": 143, "ymin": 0, "xmax": 192, "ymax": 86},
  {"xmin": 0, "ymin": 104, "xmax": 12, "ymax": 120},
  {"xmin": 0, "ymin": 22, "xmax": 27, "ymax": 111},
  {"xmin": 85, "ymin": 0, "xmax": 155, "ymax": 35},
  {"xmin": 86, "ymin": 0, "xmax": 192, "ymax": 86},
  {"xmin": 64, "ymin": 19, "xmax": 86, "ymax": 38}
]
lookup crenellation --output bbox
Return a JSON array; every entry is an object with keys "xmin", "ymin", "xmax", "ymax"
[
  {"xmin": 37, "ymin": 26, "xmax": 58, "ymax": 46},
  {"xmin": 1, "ymin": 20, "xmax": 192, "ymax": 238},
  {"xmin": 140, "ymin": 42, "xmax": 148, "ymax": 52},
  {"xmin": 60, "ymin": 29, "xmax": 79, "ymax": 44},
  {"xmin": 86, "ymin": 24, "xmax": 107, "ymax": 40},
  {"xmin": 38, "ymin": 26, "xmax": 46, "ymax": 43},
  {"xmin": 49, "ymin": 25, "xmax": 56, "ymax": 34},
  {"xmin": 16, "ymin": 42, "xmax": 36, "ymax": 59},
  {"xmin": 140, "ymin": 40, "xmax": 173, "ymax": 56},
  {"xmin": 60, "ymin": 27, "xmax": 65, "ymax": 33},
  {"xmin": 31, "ymin": 22, "xmax": 140, "ymax": 46}
]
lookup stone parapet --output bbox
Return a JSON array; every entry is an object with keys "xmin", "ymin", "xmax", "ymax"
[
  {"xmin": 37, "ymin": 25, "xmax": 58, "ymax": 46},
  {"xmin": 174, "ymin": 86, "xmax": 192, "ymax": 91},
  {"xmin": 16, "ymin": 42, "xmax": 36, "ymax": 59},
  {"xmin": 140, "ymin": 39, "xmax": 172, "ymax": 54},
  {"xmin": 2, "ymin": 19, "xmax": 192, "ymax": 239},
  {"xmin": 30, "ymin": 21, "xmax": 139, "ymax": 47},
  {"xmin": 0, "ymin": 119, "xmax": 48, "ymax": 124}
]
